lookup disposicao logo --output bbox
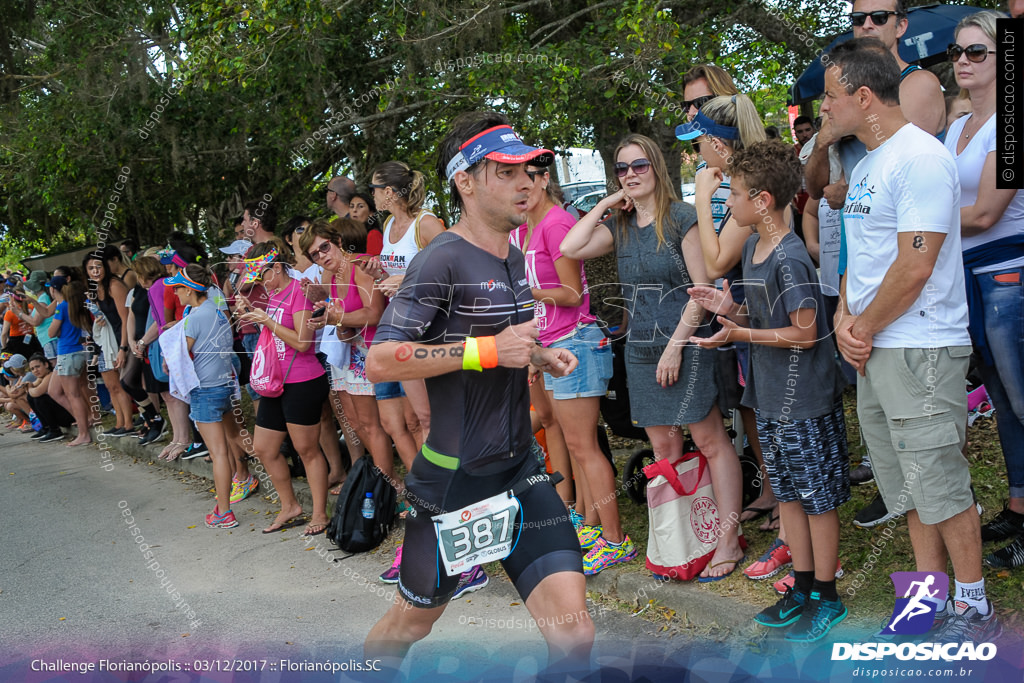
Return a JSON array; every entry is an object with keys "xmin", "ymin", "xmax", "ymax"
[
  {"xmin": 831, "ymin": 572, "xmax": 997, "ymax": 663},
  {"xmin": 885, "ymin": 571, "xmax": 948, "ymax": 635}
]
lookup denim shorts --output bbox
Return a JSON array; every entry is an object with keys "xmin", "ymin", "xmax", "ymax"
[
  {"xmin": 189, "ymin": 384, "xmax": 236, "ymax": 423},
  {"xmin": 543, "ymin": 323, "xmax": 613, "ymax": 400},
  {"xmin": 56, "ymin": 351, "xmax": 87, "ymax": 377},
  {"xmin": 375, "ymin": 380, "xmax": 405, "ymax": 401},
  {"xmin": 43, "ymin": 339, "xmax": 58, "ymax": 360},
  {"xmin": 97, "ymin": 350, "xmax": 112, "ymax": 373}
]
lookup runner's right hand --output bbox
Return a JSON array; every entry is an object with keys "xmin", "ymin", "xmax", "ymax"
[{"xmin": 494, "ymin": 319, "xmax": 539, "ymax": 368}]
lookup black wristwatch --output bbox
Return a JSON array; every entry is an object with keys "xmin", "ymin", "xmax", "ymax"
[{"xmin": 120, "ymin": 345, "xmax": 130, "ymax": 351}]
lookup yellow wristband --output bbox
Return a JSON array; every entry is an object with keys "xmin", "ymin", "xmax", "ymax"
[{"xmin": 463, "ymin": 337, "xmax": 482, "ymax": 371}]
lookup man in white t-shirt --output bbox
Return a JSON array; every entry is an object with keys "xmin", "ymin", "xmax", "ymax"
[
  {"xmin": 823, "ymin": 38, "xmax": 1000, "ymax": 643},
  {"xmin": 807, "ymin": 0, "xmax": 946, "ymax": 212}
]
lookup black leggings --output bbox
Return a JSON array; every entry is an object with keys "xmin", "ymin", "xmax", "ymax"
[
  {"xmin": 28, "ymin": 393, "xmax": 72, "ymax": 430},
  {"xmin": 119, "ymin": 352, "xmax": 148, "ymax": 403}
]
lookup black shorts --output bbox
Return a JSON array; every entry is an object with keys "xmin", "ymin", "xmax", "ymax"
[
  {"xmin": 256, "ymin": 373, "xmax": 329, "ymax": 432},
  {"xmin": 398, "ymin": 452, "xmax": 583, "ymax": 609},
  {"xmin": 142, "ymin": 358, "xmax": 169, "ymax": 395}
]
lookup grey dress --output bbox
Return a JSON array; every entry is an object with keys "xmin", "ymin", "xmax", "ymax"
[{"xmin": 616, "ymin": 201, "xmax": 717, "ymax": 427}]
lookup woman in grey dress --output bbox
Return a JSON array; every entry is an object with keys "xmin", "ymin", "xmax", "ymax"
[{"xmin": 561, "ymin": 133, "xmax": 745, "ymax": 580}]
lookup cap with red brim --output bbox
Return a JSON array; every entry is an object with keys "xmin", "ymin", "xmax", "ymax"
[{"xmin": 445, "ymin": 125, "xmax": 554, "ymax": 182}]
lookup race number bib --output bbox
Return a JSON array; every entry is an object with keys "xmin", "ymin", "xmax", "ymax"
[{"xmin": 432, "ymin": 491, "xmax": 521, "ymax": 577}]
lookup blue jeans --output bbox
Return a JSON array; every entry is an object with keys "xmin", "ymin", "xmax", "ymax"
[{"xmin": 977, "ymin": 267, "xmax": 1024, "ymax": 498}]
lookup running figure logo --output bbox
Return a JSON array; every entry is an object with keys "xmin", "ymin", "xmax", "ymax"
[{"xmin": 884, "ymin": 572, "xmax": 949, "ymax": 635}]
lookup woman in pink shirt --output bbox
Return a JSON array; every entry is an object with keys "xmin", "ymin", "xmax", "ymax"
[
  {"xmin": 237, "ymin": 240, "xmax": 330, "ymax": 536},
  {"xmin": 299, "ymin": 219, "xmax": 396, "ymax": 481},
  {"xmin": 510, "ymin": 162, "xmax": 622, "ymax": 573}
]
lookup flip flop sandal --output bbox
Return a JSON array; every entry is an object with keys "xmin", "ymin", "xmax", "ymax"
[
  {"xmin": 698, "ymin": 555, "xmax": 746, "ymax": 583},
  {"xmin": 760, "ymin": 511, "xmax": 781, "ymax": 532},
  {"xmin": 739, "ymin": 505, "xmax": 773, "ymax": 523},
  {"xmin": 302, "ymin": 522, "xmax": 327, "ymax": 537},
  {"xmin": 262, "ymin": 517, "xmax": 308, "ymax": 534}
]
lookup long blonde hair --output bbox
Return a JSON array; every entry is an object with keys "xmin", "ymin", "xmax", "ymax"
[
  {"xmin": 698, "ymin": 94, "xmax": 766, "ymax": 151},
  {"xmin": 611, "ymin": 134, "xmax": 678, "ymax": 249}
]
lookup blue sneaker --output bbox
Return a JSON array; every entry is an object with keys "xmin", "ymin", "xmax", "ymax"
[
  {"xmin": 754, "ymin": 587, "xmax": 807, "ymax": 628},
  {"xmin": 452, "ymin": 566, "xmax": 488, "ymax": 599},
  {"xmin": 785, "ymin": 592, "xmax": 848, "ymax": 642},
  {"xmin": 568, "ymin": 508, "xmax": 584, "ymax": 530}
]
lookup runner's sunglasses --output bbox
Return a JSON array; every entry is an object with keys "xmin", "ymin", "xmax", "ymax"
[
  {"xmin": 614, "ymin": 159, "xmax": 652, "ymax": 178},
  {"xmin": 849, "ymin": 11, "xmax": 899, "ymax": 27},
  {"xmin": 947, "ymin": 43, "xmax": 997, "ymax": 63}
]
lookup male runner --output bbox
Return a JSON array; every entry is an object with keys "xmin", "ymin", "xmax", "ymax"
[{"xmin": 364, "ymin": 111, "xmax": 593, "ymax": 668}]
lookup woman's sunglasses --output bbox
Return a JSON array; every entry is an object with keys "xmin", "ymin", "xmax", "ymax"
[
  {"xmin": 849, "ymin": 11, "xmax": 898, "ymax": 27},
  {"xmin": 682, "ymin": 95, "xmax": 714, "ymax": 112},
  {"xmin": 947, "ymin": 43, "xmax": 996, "ymax": 63},
  {"xmin": 613, "ymin": 159, "xmax": 652, "ymax": 178},
  {"xmin": 308, "ymin": 241, "xmax": 333, "ymax": 262}
]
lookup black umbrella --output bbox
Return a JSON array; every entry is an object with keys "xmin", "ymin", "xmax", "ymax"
[{"xmin": 789, "ymin": 3, "xmax": 988, "ymax": 105}]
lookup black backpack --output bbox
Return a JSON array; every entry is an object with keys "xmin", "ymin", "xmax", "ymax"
[{"xmin": 326, "ymin": 456, "xmax": 396, "ymax": 554}]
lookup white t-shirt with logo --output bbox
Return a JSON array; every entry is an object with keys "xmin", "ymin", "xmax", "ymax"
[
  {"xmin": 843, "ymin": 124, "xmax": 970, "ymax": 349},
  {"xmin": 945, "ymin": 113, "xmax": 1024, "ymax": 272}
]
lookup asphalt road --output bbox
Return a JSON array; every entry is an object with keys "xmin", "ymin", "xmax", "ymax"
[
  {"xmin": 0, "ymin": 429, "xmax": 713, "ymax": 681},
  {"xmin": 6, "ymin": 430, "xmax": 1020, "ymax": 682}
]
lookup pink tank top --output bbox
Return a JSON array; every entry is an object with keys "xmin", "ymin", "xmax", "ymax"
[{"xmin": 330, "ymin": 265, "xmax": 376, "ymax": 344}]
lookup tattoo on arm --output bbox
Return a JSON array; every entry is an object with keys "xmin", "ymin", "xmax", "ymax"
[
  {"xmin": 395, "ymin": 343, "xmax": 414, "ymax": 361},
  {"xmin": 394, "ymin": 343, "xmax": 464, "ymax": 361},
  {"xmin": 912, "ymin": 233, "xmax": 927, "ymax": 251}
]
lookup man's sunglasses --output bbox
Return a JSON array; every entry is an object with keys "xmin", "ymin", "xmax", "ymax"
[
  {"xmin": 614, "ymin": 159, "xmax": 652, "ymax": 178},
  {"xmin": 682, "ymin": 95, "xmax": 714, "ymax": 112},
  {"xmin": 948, "ymin": 43, "xmax": 997, "ymax": 63},
  {"xmin": 849, "ymin": 11, "xmax": 900, "ymax": 27}
]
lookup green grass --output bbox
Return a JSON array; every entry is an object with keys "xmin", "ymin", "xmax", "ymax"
[{"xmin": 607, "ymin": 390, "xmax": 1024, "ymax": 633}]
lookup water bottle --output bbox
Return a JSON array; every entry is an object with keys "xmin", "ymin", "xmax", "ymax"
[
  {"xmin": 28, "ymin": 411, "xmax": 42, "ymax": 432},
  {"xmin": 361, "ymin": 492, "xmax": 375, "ymax": 520}
]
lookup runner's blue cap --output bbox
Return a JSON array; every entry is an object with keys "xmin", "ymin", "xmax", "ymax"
[
  {"xmin": 675, "ymin": 111, "xmax": 739, "ymax": 142},
  {"xmin": 445, "ymin": 125, "xmax": 554, "ymax": 182}
]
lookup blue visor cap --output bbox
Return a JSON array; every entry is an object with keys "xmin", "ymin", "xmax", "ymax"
[
  {"xmin": 675, "ymin": 111, "xmax": 740, "ymax": 142},
  {"xmin": 445, "ymin": 125, "xmax": 554, "ymax": 182},
  {"xmin": 165, "ymin": 271, "xmax": 207, "ymax": 292}
]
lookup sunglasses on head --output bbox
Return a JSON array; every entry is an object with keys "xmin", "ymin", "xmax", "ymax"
[
  {"xmin": 682, "ymin": 95, "xmax": 714, "ymax": 112},
  {"xmin": 948, "ymin": 43, "xmax": 996, "ymax": 63},
  {"xmin": 613, "ymin": 159, "xmax": 652, "ymax": 178},
  {"xmin": 849, "ymin": 10, "xmax": 899, "ymax": 27},
  {"xmin": 308, "ymin": 240, "xmax": 334, "ymax": 262}
]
